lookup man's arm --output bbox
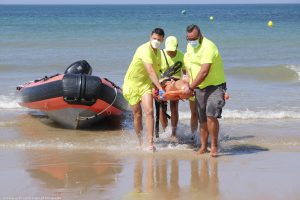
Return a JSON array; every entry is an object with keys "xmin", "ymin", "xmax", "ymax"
[
  {"xmin": 189, "ymin": 63, "xmax": 211, "ymax": 90},
  {"xmin": 144, "ymin": 62, "xmax": 163, "ymax": 90},
  {"xmin": 182, "ymin": 69, "xmax": 190, "ymax": 83}
]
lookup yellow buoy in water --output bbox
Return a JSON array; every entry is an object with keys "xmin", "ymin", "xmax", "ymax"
[
  {"xmin": 209, "ymin": 16, "xmax": 214, "ymax": 21},
  {"xmin": 268, "ymin": 20, "xmax": 273, "ymax": 28}
]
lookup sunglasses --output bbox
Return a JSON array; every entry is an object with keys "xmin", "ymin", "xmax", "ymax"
[{"xmin": 186, "ymin": 36, "xmax": 199, "ymax": 41}]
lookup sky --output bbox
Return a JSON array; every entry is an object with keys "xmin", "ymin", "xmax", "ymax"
[{"xmin": 0, "ymin": 0, "xmax": 299, "ymax": 4}]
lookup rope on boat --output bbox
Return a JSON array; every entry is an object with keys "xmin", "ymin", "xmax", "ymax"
[{"xmin": 77, "ymin": 87, "xmax": 118, "ymax": 121}]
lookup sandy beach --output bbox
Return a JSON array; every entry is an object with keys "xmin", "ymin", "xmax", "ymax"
[{"xmin": 1, "ymin": 112, "xmax": 300, "ymax": 200}]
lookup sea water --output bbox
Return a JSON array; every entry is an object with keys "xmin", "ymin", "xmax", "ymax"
[
  {"xmin": 1, "ymin": 3, "xmax": 300, "ymax": 152},
  {"xmin": 1, "ymin": 4, "xmax": 300, "ymax": 116}
]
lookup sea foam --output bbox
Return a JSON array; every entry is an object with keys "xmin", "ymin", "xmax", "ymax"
[
  {"xmin": 222, "ymin": 109, "xmax": 300, "ymax": 119},
  {"xmin": 286, "ymin": 65, "xmax": 300, "ymax": 80},
  {"xmin": 179, "ymin": 109, "xmax": 300, "ymax": 120},
  {"xmin": 0, "ymin": 95, "xmax": 21, "ymax": 109}
]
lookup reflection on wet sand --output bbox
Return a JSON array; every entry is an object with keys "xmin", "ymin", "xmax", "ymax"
[
  {"xmin": 27, "ymin": 150, "xmax": 122, "ymax": 194},
  {"xmin": 16, "ymin": 114, "xmax": 122, "ymax": 193},
  {"xmin": 190, "ymin": 159, "xmax": 219, "ymax": 199},
  {"xmin": 126, "ymin": 157, "xmax": 219, "ymax": 200},
  {"xmin": 14, "ymin": 108, "xmax": 219, "ymax": 199}
]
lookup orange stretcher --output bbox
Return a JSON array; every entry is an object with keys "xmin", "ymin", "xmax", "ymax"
[{"xmin": 154, "ymin": 79, "xmax": 194, "ymax": 101}]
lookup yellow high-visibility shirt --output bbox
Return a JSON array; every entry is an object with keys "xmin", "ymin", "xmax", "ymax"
[
  {"xmin": 160, "ymin": 49, "xmax": 184, "ymax": 79},
  {"xmin": 124, "ymin": 42, "xmax": 161, "ymax": 88},
  {"xmin": 184, "ymin": 37, "xmax": 226, "ymax": 89}
]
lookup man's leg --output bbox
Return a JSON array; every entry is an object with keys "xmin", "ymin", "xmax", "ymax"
[
  {"xmin": 194, "ymin": 88, "xmax": 209, "ymax": 154},
  {"xmin": 193, "ymin": 85, "xmax": 225, "ymax": 156},
  {"xmin": 189, "ymin": 100, "xmax": 198, "ymax": 133},
  {"xmin": 170, "ymin": 100, "xmax": 179, "ymax": 137},
  {"xmin": 131, "ymin": 103, "xmax": 143, "ymax": 146},
  {"xmin": 206, "ymin": 86, "xmax": 225, "ymax": 157},
  {"xmin": 154, "ymin": 100, "xmax": 160, "ymax": 138},
  {"xmin": 141, "ymin": 93, "xmax": 155, "ymax": 149},
  {"xmin": 197, "ymin": 122, "xmax": 209, "ymax": 154},
  {"xmin": 207, "ymin": 116, "xmax": 219, "ymax": 157},
  {"xmin": 159, "ymin": 102, "xmax": 168, "ymax": 132}
]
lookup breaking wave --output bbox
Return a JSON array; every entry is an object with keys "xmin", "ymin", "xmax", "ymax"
[
  {"xmin": 179, "ymin": 108, "xmax": 300, "ymax": 120},
  {"xmin": 226, "ymin": 64, "xmax": 300, "ymax": 82},
  {"xmin": 222, "ymin": 109, "xmax": 300, "ymax": 119}
]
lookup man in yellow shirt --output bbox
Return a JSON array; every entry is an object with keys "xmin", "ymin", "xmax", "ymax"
[
  {"xmin": 157, "ymin": 36, "xmax": 184, "ymax": 139},
  {"xmin": 155, "ymin": 36, "xmax": 198, "ymax": 140},
  {"xmin": 183, "ymin": 24, "xmax": 226, "ymax": 157},
  {"xmin": 123, "ymin": 28, "xmax": 165, "ymax": 151}
]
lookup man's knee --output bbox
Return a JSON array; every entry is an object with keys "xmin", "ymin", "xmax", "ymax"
[
  {"xmin": 170, "ymin": 103, "xmax": 178, "ymax": 114},
  {"xmin": 207, "ymin": 116, "xmax": 217, "ymax": 121},
  {"xmin": 133, "ymin": 107, "xmax": 142, "ymax": 119},
  {"xmin": 134, "ymin": 112, "xmax": 142, "ymax": 121},
  {"xmin": 200, "ymin": 122, "xmax": 208, "ymax": 129},
  {"xmin": 144, "ymin": 108, "xmax": 154, "ymax": 117},
  {"xmin": 191, "ymin": 108, "xmax": 198, "ymax": 116}
]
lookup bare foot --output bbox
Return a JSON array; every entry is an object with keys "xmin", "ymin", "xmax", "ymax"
[
  {"xmin": 210, "ymin": 146, "xmax": 218, "ymax": 157},
  {"xmin": 146, "ymin": 145, "xmax": 156, "ymax": 152},
  {"xmin": 168, "ymin": 135, "xmax": 178, "ymax": 142},
  {"xmin": 194, "ymin": 147, "xmax": 208, "ymax": 155},
  {"xmin": 137, "ymin": 135, "xmax": 143, "ymax": 146},
  {"xmin": 169, "ymin": 135, "xmax": 178, "ymax": 143},
  {"xmin": 136, "ymin": 143, "xmax": 144, "ymax": 150}
]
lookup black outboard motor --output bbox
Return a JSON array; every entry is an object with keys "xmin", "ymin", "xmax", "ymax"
[{"xmin": 64, "ymin": 60, "xmax": 93, "ymax": 75}]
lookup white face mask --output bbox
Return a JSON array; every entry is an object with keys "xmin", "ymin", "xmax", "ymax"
[
  {"xmin": 151, "ymin": 39, "xmax": 161, "ymax": 49},
  {"xmin": 189, "ymin": 39, "xmax": 200, "ymax": 48}
]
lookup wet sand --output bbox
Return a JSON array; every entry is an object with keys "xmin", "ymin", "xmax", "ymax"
[
  {"xmin": 0, "ymin": 113, "xmax": 300, "ymax": 200},
  {"xmin": 1, "ymin": 149, "xmax": 300, "ymax": 200}
]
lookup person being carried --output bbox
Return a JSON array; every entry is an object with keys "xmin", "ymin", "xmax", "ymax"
[
  {"xmin": 123, "ymin": 28, "xmax": 165, "ymax": 152},
  {"xmin": 183, "ymin": 24, "xmax": 227, "ymax": 157}
]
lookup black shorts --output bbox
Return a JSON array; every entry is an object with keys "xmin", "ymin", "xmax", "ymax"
[{"xmin": 195, "ymin": 83, "xmax": 226, "ymax": 123}]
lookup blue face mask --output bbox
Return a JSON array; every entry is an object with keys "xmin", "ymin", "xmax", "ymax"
[{"xmin": 189, "ymin": 39, "xmax": 200, "ymax": 48}]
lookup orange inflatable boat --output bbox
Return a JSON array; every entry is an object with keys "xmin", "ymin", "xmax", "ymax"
[{"xmin": 16, "ymin": 60, "xmax": 129, "ymax": 129}]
